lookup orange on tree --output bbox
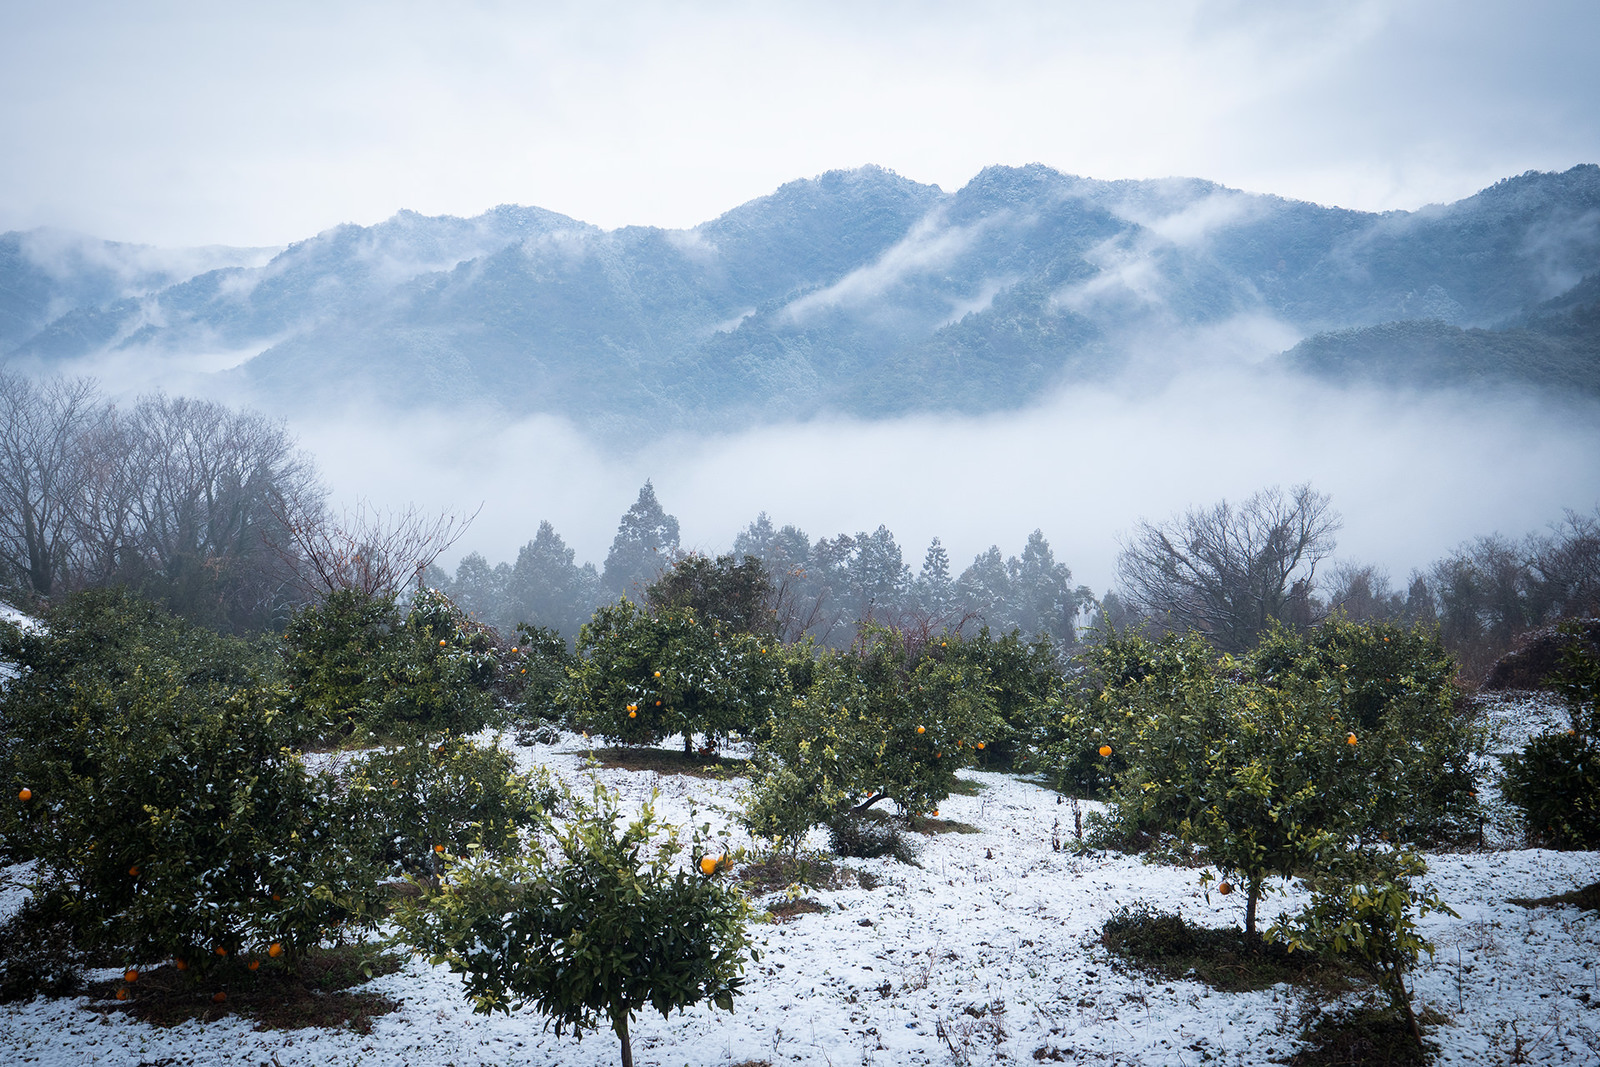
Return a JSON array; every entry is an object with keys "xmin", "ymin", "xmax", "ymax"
[
  {"xmin": 917, "ymin": 726, "xmax": 925, "ymax": 734},
  {"xmin": 128, "ymin": 865, "xmax": 139, "ymax": 877},
  {"xmin": 248, "ymin": 959, "xmax": 260, "ymax": 971},
  {"xmin": 699, "ymin": 855, "xmax": 722, "ymax": 875},
  {"xmin": 212, "ymin": 991, "xmax": 227, "ymax": 1003},
  {"xmin": 214, "ymin": 946, "xmax": 227, "ymax": 957},
  {"xmin": 1346, "ymin": 732, "xmax": 1358, "ymax": 745},
  {"xmin": 115, "ymin": 988, "xmax": 128, "ymax": 1001},
  {"xmin": 124, "ymin": 969, "xmax": 138, "ymax": 983},
  {"xmin": 1218, "ymin": 881, "xmax": 1233, "ymax": 896},
  {"xmin": 1098, "ymin": 745, "xmax": 1112, "ymax": 758},
  {"xmin": 268, "ymin": 942, "xmax": 284, "ymax": 958},
  {"xmin": 17, "ymin": 788, "xmax": 30, "ymax": 802},
  {"xmin": 629, "ymin": 710, "xmax": 637, "ymax": 718},
  {"xmin": 174, "ymin": 958, "xmax": 188, "ymax": 971},
  {"xmin": 434, "ymin": 843, "xmax": 446, "ymax": 853}
]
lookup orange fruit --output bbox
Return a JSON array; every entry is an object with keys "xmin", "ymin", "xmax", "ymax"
[
  {"xmin": 268, "ymin": 943, "xmax": 283, "ymax": 959},
  {"xmin": 17, "ymin": 788, "xmax": 31, "ymax": 802},
  {"xmin": 248, "ymin": 959, "xmax": 260, "ymax": 971},
  {"xmin": 628, "ymin": 710, "xmax": 637, "ymax": 718},
  {"xmin": 700, "ymin": 855, "xmax": 721, "ymax": 875},
  {"xmin": 116, "ymin": 988, "xmax": 129, "ymax": 1001},
  {"xmin": 976, "ymin": 742, "xmax": 985, "ymax": 750},
  {"xmin": 1218, "ymin": 881, "xmax": 1233, "ymax": 896},
  {"xmin": 1346, "ymin": 733, "xmax": 1358, "ymax": 746},
  {"xmin": 124, "ymin": 969, "xmax": 139, "ymax": 983},
  {"xmin": 917, "ymin": 726, "xmax": 925, "ymax": 734},
  {"xmin": 1098, "ymin": 745, "xmax": 1112, "ymax": 758},
  {"xmin": 128, "ymin": 865, "xmax": 139, "ymax": 877},
  {"xmin": 654, "ymin": 671, "xmax": 661, "ymax": 677},
  {"xmin": 655, "ymin": 700, "xmax": 662, "ymax": 706},
  {"xmin": 174, "ymin": 958, "xmax": 188, "ymax": 971},
  {"xmin": 932, "ymin": 810, "xmax": 939, "ymax": 817},
  {"xmin": 215, "ymin": 946, "xmax": 227, "ymax": 957},
  {"xmin": 440, "ymin": 639, "xmax": 447, "ymax": 646},
  {"xmin": 510, "ymin": 647, "xmax": 518, "ymax": 653},
  {"xmin": 434, "ymin": 844, "xmax": 446, "ymax": 853},
  {"xmin": 271, "ymin": 893, "xmax": 282, "ymax": 902},
  {"xmin": 212, "ymin": 991, "xmax": 227, "ymax": 1003}
]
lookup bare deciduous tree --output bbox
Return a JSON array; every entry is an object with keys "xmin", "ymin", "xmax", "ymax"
[
  {"xmin": 1116, "ymin": 483, "xmax": 1341, "ymax": 652},
  {"xmin": 0, "ymin": 372, "xmax": 103, "ymax": 598},
  {"xmin": 272, "ymin": 498, "xmax": 479, "ymax": 601}
]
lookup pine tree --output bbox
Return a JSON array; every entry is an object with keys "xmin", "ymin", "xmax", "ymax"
[{"xmin": 602, "ymin": 482, "xmax": 681, "ymax": 599}]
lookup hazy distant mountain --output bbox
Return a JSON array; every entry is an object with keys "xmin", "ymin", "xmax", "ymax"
[
  {"xmin": 1281, "ymin": 271, "xmax": 1600, "ymax": 395},
  {"xmin": 4, "ymin": 164, "xmax": 1598, "ymax": 428}
]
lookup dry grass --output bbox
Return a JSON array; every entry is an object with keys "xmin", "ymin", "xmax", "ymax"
[{"xmin": 575, "ymin": 746, "xmax": 754, "ymax": 779}]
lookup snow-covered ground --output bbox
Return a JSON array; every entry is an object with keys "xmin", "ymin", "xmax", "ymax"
[{"xmin": 1, "ymin": 701, "xmax": 1597, "ymax": 1065}]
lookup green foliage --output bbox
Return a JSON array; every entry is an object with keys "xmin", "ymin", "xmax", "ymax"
[
  {"xmin": 509, "ymin": 622, "xmax": 575, "ymax": 720},
  {"xmin": 1269, "ymin": 849, "xmax": 1456, "ymax": 1042},
  {"xmin": 280, "ymin": 588, "xmax": 401, "ymax": 741},
  {"xmin": 391, "ymin": 779, "xmax": 754, "ymax": 1067},
  {"xmin": 336, "ymin": 736, "xmax": 556, "ymax": 878},
  {"xmin": 573, "ymin": 598, "xmax": 786, "ymax": 751},
  {"xmin": 1499, "ymin": 621, "xmax": 1600, "ymax": 848},
  {"xmin": 941, "ymin": 627, "xmax": 1061, "ymax": 771},
  {"xmin": 1246, "ymin": 618, "xmax": 1481, "ymax": 842},
  {"xmin": 646, "ymin": 553, "xmax": 775, "ymax": 634},
  {"xmin": 280, "ymin": 587, "xmax": 502, "ymax": 742},
  {"xmin": 0, "ymin": 591, "xmax": 382, "ymax": 971},
  {"xmin": 743, "ymin": 626, "xmax": 1001, "ymax": 848}
]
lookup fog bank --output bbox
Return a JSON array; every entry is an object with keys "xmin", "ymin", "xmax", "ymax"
[{"xmin": 290, "ymin": 370, "xmax": 1600, "ymax": 596}]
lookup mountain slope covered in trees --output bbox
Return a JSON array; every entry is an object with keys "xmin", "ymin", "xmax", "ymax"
[{"xmin": 4, "ymin": 164, "xmax": 1599, "ymax": 430}]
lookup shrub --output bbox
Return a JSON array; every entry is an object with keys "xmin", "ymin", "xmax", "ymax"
[
  {"xmin": 1269, "ymin": 848, "xmax": 1456, "ymax": 1046},
  {"xmin": 0, "ymin": 593, "xmax": 383, "ymax": 971},
  {"xmin": 509, "ymin": 622, "xmax": 574, "ymax": 722},
  {"xmin": 392, "ymin": 779, "xmax": 755, "ymax": 1067},
  {"xmin": 743, "ymin": 626, "xmax": 1001, "ymax": 848},
  {"xmin": 336, "ymin": 736, "xmax": 556, "ymax": 878},
  {"xmin": 943, "ymin": 627, "xmax": 1061, "ymax": 771},
  {"xmin": 281, "ymin": 587, "xmax": 502, "ymax": 742},
  {"xmin": 572, "ymin": 598, "xmax": 786, "ymax": 751},
  {"xmin": 1499, "ymin": 621, "xmax": 1600, "ymax": 847}
]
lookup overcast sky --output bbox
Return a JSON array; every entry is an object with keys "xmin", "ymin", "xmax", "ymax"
[{"xmin": 3, "ymin": 0, "xmax": 1598, "ymax": 247}]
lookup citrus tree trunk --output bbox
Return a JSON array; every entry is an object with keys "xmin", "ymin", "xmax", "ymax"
[
  {"xmin": 1391, "ymin": 958, "xmax": 1422, "ymax": 1044},
  {"xmin": 1244, "ymin": 876, "xmax": 1263, "ymax": 936},
  {"xmin": 614, "ymin": 1010, "xmax": 634, "ymax": 1067}
]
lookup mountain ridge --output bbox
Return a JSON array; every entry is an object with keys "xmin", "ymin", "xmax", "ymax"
[{"xmin": 4, "ymin": 163, "xmax": 1598, "ymax": 430}]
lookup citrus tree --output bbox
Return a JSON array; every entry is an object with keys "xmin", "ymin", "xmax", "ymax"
[
  {"xmin": 572, "ymin": 598, "xmax": 786, "ymax": 752},
  {"xmin": 744, "ymin": 626, "xmax": 1002, "ymax": 846},
  {"xmin": 336, "ymin": 736, "xmax": 557, "ymax": 879},
  {"xmin": 0, "ymin": 591, "xmax": 383, "ymax": 972},
  {"xmin": 1248, "ymin": 617, "xmax": 1480, "ymax": 842},
  {"xmin": 392, "ymin": 780, "xmax": 755, "ymax": 1067},
  {"xmin": 1112, "ymin": 652, "xmax": 1364, "ymax": 934},
  {"xmin": 281, "ymin": 586, "xmax": 503, "ymax": 741}
]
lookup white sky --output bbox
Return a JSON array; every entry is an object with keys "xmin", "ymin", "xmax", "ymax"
[{"xmin": 3, "ymin": 0, "xmax": 1598, "ymax": 247}]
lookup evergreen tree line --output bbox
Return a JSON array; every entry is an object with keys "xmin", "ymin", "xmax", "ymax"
[{"xmin": 428, "ymin": 481, "xmax": 1094, "ymax": 653}]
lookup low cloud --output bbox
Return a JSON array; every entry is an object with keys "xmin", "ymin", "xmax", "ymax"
[{"xmin": 285, "ymin": 362, "xmax": 1600, "ymax": 600}]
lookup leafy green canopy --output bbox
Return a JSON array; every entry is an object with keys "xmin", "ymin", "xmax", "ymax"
[
  {"xmin": 393, "ymin": 780, "xmax": 754, "ymax": 1067},
  {"xmin": 744, "ymin": 626, "xmax": 1003, "ymax": 846}
]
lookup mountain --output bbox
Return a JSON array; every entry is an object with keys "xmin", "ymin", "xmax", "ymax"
[
  {"xmin": 1280, "ymin": 271, "xmax": 1600, "ymax": 395},
  {"xmin": 4, "ymin": 164, "xmax": 1599, "ymax": 429}
]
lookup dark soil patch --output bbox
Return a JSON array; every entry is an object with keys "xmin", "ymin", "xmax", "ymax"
[
  {"xmin": 946, "ymin": 778, "xmax": 985, "ymax": 797},
  {"xmin": 84, "ymin": 944, "xmax": 403, "ymax": 1033},
  {"xmin": 909, "ymin": 814, "xmax": 982, "ymax": 835},
  {"xmin": 738, "ymin": 853, "xmax": 846, "ymax": 895},
  {"xmin": 1509, "ymin": 877, "xmax": 1600, "ymax": 912},
  {"xmin": 1101, "ymin": 905, "xmax": 1357, "ymax": 995},
  {"xmin": 768, "ymin": 897, "xmax": 826, "ymax": 922},
  {"xmin": 577, "ymin": 746, "xmax": 754, "ymax": 779},
  {"xmin": 1287, "ymin": 1007, "xmax": 1439, "ymax": 1066}
]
